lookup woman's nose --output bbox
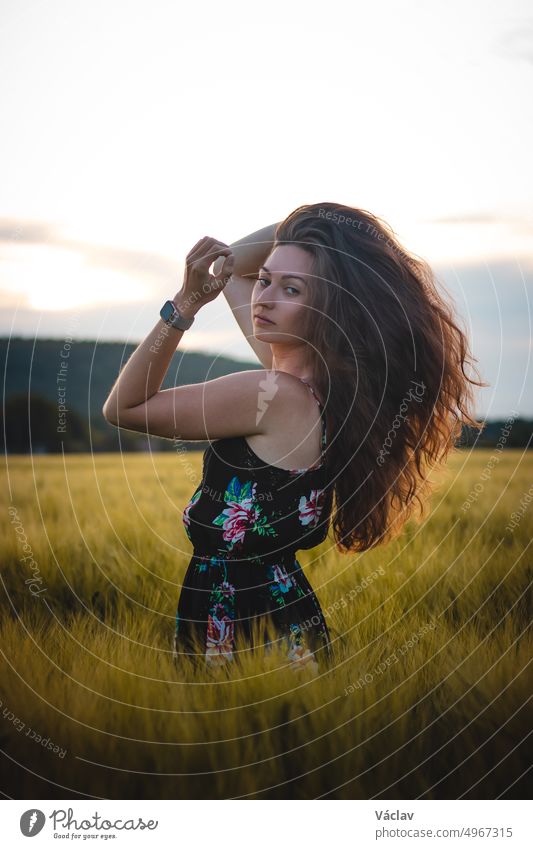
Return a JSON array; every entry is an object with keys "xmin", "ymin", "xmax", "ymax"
[{"xmin": 255, "ymin": 290, "xmax": 274, "ymax": 307}]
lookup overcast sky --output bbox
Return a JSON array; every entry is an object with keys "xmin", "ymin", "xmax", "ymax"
[{"xmin": 1, "ymin": 0, "xmax": 531, "ymax": 418}]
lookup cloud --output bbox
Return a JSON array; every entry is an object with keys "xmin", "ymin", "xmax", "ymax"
[
  {"xmin": 424, "ymin": 213, "xmax": 502, "ymax": 225},
  {"xmin": 422, "ymin": 214, "xmax": 533, "ymax": 240},
  {"xmin": 0, "ymin": 215, "xmax": 179, "ymax": 281},
  {"xmin": 492, "ymin": 19, "xmax": 533, "ymax": 64}
]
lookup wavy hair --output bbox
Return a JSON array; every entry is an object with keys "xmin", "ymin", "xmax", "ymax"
[{"xmin": 273, "ymin": 201, "xmax": 487, "ymax": 553}]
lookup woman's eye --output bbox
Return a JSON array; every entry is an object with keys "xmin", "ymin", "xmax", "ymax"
[{"xmin": 256, "ymin": 277, "xmax": 299, "ymax": 295}]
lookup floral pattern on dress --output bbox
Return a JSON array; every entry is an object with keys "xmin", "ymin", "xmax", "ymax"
[
  {"xmin": 298, "ymin": 488, "xmax": 325, "ymax": 528},
  {"xmin": 268, "ymin": 563, "xmax": 294, "ymax": 607},
  {"xmin": 265, "ymin": 623, "xmax": 320, "ymax": 673},
  {"xmin": 183, "ymin": 488, "xmax": 201, "ymax": 542},
  {"xmin": 205, "ymin": 579, "xmax": 236, "ymax": 667},
  {"xmin": 272, "ymin": 563, "xmax": 294, "ymax": 592},
  {"xmin": 267, "ymin": 562, "xmax": 308, "ymax": 608},
  {"xmin": 212, "ymin": 476, "xmax": 277, "ymax": 550},
  {"xmin": 286, "ymin": 623, "xmax": 320, "ymax": 674}
]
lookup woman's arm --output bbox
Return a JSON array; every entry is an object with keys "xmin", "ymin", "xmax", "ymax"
[
  {"xmin": 229, "ymin": 222, "xmax": 279, "ymax": 279},
  {"xmin": 102, "ymin": 237, "xmax": 231, "ymax": 424},
  {"xmin": 101, "ymin": 235, "xmax": 298, "ymax": 443},
  {"xmin": 102, "ymin": 291, "xmax": 199, "ymax": 425},
  {"xmin": 224, "ymin": 222, "xmax": 280, "ymax": 369}
]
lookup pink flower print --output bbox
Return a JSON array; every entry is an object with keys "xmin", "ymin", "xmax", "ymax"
[
  {"xmin": 218, "ymin": 580, "xmax": 236, "ymax": 600},
  {"xmin": 298, "ymin": 488, "xmax": 325, "ymax": 527},
  {"xmin": 212, "ymin": 476, "xmax": 276, "ymax": 549},
  {"xmin": 206, "ymin": 608, "xmax": 235, "ymax": 667},
  {"xmin": 183, "ymin": 488, "xmax": 201, "ymax": 533},
  {"xmin": 287, "ymin": 643, "xmax": 319, "ymax": 675},
  {"xmin": 220, "ymin": 498, "xmax": 260, "ymax": 546}
]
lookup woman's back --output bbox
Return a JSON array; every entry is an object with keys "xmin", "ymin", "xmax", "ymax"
[{"xmin": 175, "ymin": 378, "xmax": 334, "ymax": 673}]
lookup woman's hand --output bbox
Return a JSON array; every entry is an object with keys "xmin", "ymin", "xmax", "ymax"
[{"xmin": 173, "ymin": 236, "xmax": 235, "ymax": 316}]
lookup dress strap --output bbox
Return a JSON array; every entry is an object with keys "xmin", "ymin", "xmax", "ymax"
[
  {"xmin": 299, "ymin": 379, "xmax": 327, "ymax": 450},
  {"xmin": 299, "ymin": 378, "xmax": 322, "ymax": 407}
]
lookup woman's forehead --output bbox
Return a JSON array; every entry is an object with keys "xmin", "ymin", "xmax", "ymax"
[{"xmin": 263, "ymin": 243, "xmax": 314, "ymax": 275}]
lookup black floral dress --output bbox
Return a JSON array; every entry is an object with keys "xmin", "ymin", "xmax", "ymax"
[{"xmin": 174, "ymin": 379, "xmax": 334, "ymax": 674}]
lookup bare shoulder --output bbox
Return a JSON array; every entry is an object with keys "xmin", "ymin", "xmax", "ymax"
[
  {"xmin": 242, "ymin": 368, "xmax": 312, "ymax": 430},
  {"xmin": 245, "ymin": 371, "xmax": 324, "ymax": 470}
]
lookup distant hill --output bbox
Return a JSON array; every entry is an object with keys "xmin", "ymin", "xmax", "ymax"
[
  {"xmin": 0, "ymin": 336, "xmax": 262, "ymax": 453},
  {"xmin": 1, "ymin": 337, "xmax": 531, "ymax": 452}
]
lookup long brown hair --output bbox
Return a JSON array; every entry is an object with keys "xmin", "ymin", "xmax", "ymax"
[{"xmin": 274, "ymin": 202, "xmax": 487, "ymax": 553}]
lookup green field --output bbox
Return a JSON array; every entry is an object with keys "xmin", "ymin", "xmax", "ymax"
[{"xmin": 1, "ymin": 449, "xmax": 531, "ymax": 799}]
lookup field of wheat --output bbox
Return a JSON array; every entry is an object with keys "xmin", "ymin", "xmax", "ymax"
[{"xmin": 0, "ymin": 448, "xmax": 531, "ymax": 799}]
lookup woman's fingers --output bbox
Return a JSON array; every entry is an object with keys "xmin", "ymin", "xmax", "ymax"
[
  {"xmin": 187, "ymin": 237, "xmax": 231, "ymax": 266},
  {"xmin": 188, "ymin": 249, "xmax": 232, "ymax": 283},
  {"xmin": 212, "ymin": 252, "xmax": 234, "ymax": 280},
  {"xmin": 185, "ymin": 236, "xmax": 214, "ymax": 261},
  {"xmin": 182, "ymin": 238, "xmax": 234, "ymax": 302}
]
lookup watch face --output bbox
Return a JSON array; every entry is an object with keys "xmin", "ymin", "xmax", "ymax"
[{"xmin": 160, "ymin": 300, "xmax": 176, "ymax": 322}]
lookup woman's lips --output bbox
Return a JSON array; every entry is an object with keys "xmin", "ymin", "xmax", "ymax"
[{"xmin": 254, "ymin": 315, "xmax": 275, "ymax": 325}]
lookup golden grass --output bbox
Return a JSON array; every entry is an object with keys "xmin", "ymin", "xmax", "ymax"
[{"xmin": 0, "ymin": 449, "xmax": 531, "ymax": 799}]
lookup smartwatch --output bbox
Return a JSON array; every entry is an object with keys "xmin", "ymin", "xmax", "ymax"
[{"xmin": 160, "ymin": 299, "xmax": 195, "ymax": 331}]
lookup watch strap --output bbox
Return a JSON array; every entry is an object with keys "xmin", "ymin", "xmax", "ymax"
[{"xmin": 160, "ymin": 299, "xmax": 195, "ymax": 330}]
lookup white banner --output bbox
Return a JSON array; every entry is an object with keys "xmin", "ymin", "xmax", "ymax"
[{"xmin": 0, "ymin": 800, "xmax": 529, "ymax": 848}]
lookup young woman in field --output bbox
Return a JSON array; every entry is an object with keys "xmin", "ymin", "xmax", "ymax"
[{"xmin": 102, "ymin": 201, "xmax": 484, "ymax": 675}]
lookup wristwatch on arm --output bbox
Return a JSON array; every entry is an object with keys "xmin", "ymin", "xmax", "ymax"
[{"xmin": 159, "ymin": 299, "xmax": 195, "ymax": 331}]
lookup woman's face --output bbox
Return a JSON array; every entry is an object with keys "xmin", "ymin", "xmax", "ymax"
[{"xmin": 251, "ymin": 244, "xmax": 314, "ymax": 341}]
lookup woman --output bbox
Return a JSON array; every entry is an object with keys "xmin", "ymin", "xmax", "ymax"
[{"xmin": 102, "ymin": 202, "xmax": 485, "ymax": 675}]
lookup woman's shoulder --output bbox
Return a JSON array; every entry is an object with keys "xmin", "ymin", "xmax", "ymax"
[
  {"xmin": 192, "ymin": 371, "xmax": 322, "ymax": 472},
  {"xmin": 229, "ymin": 368, "xmax": 317, "ymax": 436},
  {"xmin": 238, "ymin": 367, "xmax": 312, "ymax": 397}
]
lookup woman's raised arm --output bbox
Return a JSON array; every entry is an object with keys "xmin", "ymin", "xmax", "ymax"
[
  {"xmin": 223, "ymin": 222, "xmax": 280, "ymax": 369},
  {"xmin": 229, "ymin": 222, "xmax": 279, "ymax": 279}
]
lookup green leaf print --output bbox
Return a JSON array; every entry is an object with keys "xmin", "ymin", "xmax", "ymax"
[
  {"xmin": 226, "ymin": 476, "xmax": 254, "ymax": 503},
  {"xmin": 252, "ymin": 513, "xmax": 277, "ymax": 537}
]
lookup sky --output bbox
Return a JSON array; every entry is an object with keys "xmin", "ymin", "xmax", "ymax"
[{"xmin": 0, "ymin": 0, "xmax": 532, "ymax": 418}]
